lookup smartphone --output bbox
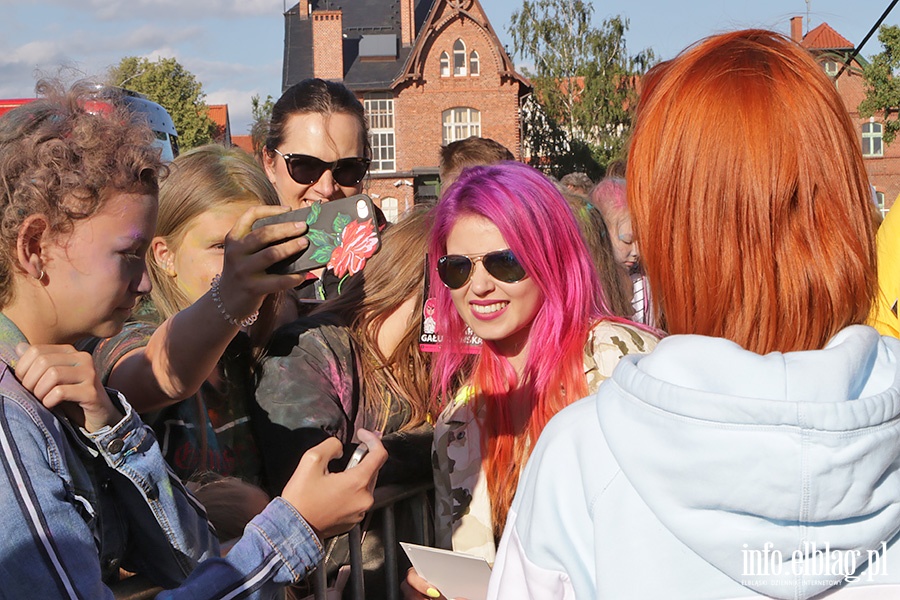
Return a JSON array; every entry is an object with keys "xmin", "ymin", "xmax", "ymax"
[
  {"xmin": 252, "ymin": 194, "xmax": 381, "ymax": 275},
  {"xmin": 345, "ymin": 443, "xmax": 369, "ymax": 470}
]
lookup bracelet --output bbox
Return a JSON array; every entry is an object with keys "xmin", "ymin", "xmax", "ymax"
[{"xmin": 210, "ymin": 274, "xmax": 259, "ymax": 328}]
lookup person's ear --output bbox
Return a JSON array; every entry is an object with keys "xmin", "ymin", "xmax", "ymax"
[
  {"xmin": 16, "ymin": 214, "xmax": 50, "ymax": 282},
  {"xmin": 262, "ymin": 149, "xmax": 278, "ymax": 186},
  {"xmin": 151, "ymin": 236, "xmax": 177, "ymax": 277}
]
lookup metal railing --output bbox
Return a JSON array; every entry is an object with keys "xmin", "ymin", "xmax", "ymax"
[
  {"xmin": 111, "ymin": 480, "xmax": 435, "ymax": 600},
  {"xmin": 312, "ymin": 481, "xmax": 434, "ymax": 600}
]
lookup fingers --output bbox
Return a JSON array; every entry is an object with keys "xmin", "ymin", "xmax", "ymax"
[
  {"xmin": 15, "ymin": 344, "xmax": 87, "ymax": 396},
  {"xmin": 403, "ymin": 568, "xmax": 444, "ymax": 599},
  {"xmin": 302, "ymin": 436, "xmax": 345, "ymax": 472},
  {"xmin": 353, "ymin": 429, "xmax": 388, "ymax": 483},
  {"xmin": 13, "ymin": 344, "xmax": 119, "ymax": 432}
]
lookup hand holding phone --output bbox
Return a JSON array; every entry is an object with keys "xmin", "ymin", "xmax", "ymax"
[
  {"xmin": 251, "ymin": 194, "xmax": 381, "ymax": 276},
  {"xmin": 345, "ymin": 442, "xmax": 370, "ymax": 470}
]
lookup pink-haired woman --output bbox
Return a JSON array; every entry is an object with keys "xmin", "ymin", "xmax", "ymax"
[{"xmin": 403, "ymin": 161, "xmax": 659, "ymax": 598}]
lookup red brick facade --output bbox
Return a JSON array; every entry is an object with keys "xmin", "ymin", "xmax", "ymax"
[
  {"xmin": 794, "ymin": 18, "xmax": 900, "ymax": 213},
  {"xmin": 312, "ymin": 11, "xmax": 344, "ymax": 81},
  {"xmin": 293, "ymin": 0, "xmax": 528, "ymax": 216}
]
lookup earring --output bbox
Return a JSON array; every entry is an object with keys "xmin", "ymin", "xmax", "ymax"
[{"xmin": 35, "ymin": 269, "xmax": 44, "ymax": 282}]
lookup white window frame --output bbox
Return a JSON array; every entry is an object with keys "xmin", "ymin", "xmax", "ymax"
[
  {"xmin": 380, "ymin": 197, "xmax": 400, "ymax": 223},
  {"xmin": 863, "ymin": 119, "xmax": 884, "ymax": 158},
  {"xmin": 442, "ymin": 107, "xmax": 481, "ymax": 145},
  {"xmin": 364, "ymin": 93, "xmax": 396, "ymax": 172},
  {"xmin": 469, "ymin": 50, "xmax": 480, "ymax": 76},
  {"xmin": 439, "ymin": 51, "xmax": 450, "ymax": 77},
  {"xmin": 823, "ymin": 59, "xmax": 839, "ymax": 77},
  {"xmin": 453, "ymin": 39, "xmax": 467, "ymax": 76}
]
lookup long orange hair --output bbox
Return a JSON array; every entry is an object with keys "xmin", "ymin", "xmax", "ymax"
[{"xmin": 628, "ymin": 30, "xmax": 876, "ymax": 354}]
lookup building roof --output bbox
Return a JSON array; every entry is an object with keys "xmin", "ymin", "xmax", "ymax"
[
  {"xmin": 232, "ymin": 134, "xmax": 254, "ymax": 155},
  {"xmin": 283, "ymin": 0, "xmax": 432, "ymax": 92},
  {"xmin": 802, "ymin": 23, "xmax": 854, "ymax": 51}
]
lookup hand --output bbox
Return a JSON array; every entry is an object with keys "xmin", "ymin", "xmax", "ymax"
[
  {"xmin": 14, "ymin": 343, "xmax": 121, "ymax": 432},
  {"xmin": 402, "ymin": 568, "xmax": 446, "ymax": 599},
  {"xmin": 282, "ymin": 428, "xmax": 387, "ymax": 540},
  {"xmin": 215, "ymin": 205, "xmax": 310, "ymax": 322}
]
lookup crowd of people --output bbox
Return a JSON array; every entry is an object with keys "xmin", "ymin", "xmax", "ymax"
[{"xmin": 2, "ymin": 27, "xmax": 900, "ymax": 600}]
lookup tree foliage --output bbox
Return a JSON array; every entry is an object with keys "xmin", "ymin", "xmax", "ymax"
[
  {"xmin": 250, "ymin": 93, "xmax": 275, "ymax": 157},
  {"xmin": 107, "ymin": 56, "xmax": 216, "ymax": 150},
  {"xmin": 860, "ymin": 25, "xmax": 900, "ymax": 146},
  {"xmin": 508, "ymin": 0, "xmax": 654, "ymax": 176}
]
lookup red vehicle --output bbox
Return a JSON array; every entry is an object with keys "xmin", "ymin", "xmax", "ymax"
[{"xmin": 0, "ymin": 89, "xmax": 179, "ymax": 161}]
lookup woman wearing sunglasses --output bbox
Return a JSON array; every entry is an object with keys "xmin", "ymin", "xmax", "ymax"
[
  {"xmin": 262, "ymin": 78, "xmax": 373, "ymax": 304},
  {"xmin": 403, "ymin": 161, "xmax": 659, "ymax": 599},
  {"xmin": 263, "ymin": 78, "xmax": 370, "ymax": 211}
]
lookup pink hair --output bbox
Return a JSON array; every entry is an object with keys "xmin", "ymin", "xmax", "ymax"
[
  {"xmin": 429, "ymin": 161, "xmax": 635, "ymax": 533},
  {"xmin": 590, "ymin": 177, "xmax": 628, "ymax": 213}
]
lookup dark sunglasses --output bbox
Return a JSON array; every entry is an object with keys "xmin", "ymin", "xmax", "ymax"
[
  {"xmin": 272, "ymin": 149, "xmax": 370, "ymax": 187},
  {"xmin": 436, "ymin": 249, "xmax": 527, "ymax": 290}
]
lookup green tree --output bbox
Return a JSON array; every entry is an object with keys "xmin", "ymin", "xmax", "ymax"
[
  {"xmin": 107, "ymin": 56, "xmax": 217, "ymax": 150},
  {"xmin": 860, "ymin": 25, "xmax": 900, "ymax": 146},
  {"xmin": 249, "ymin": 93, "xmax": 275, "ymax": 158},
  {"xmin": 508, "ymin": 0, "xmax": 654, "ymax": 176}
]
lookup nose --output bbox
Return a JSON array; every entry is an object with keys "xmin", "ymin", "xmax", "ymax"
[
  {"xmin": 631, "ymin": 241, "xmax": 640, "ymax": 260},
  {"xmin": 310, "ymin": 168, "xmax": 337, "ymax": 200},
  {"xmin": 467, "ymin": 260, "xmax": 495, "ymax": 296},
  {"xmin": 136, "ymin": 262, "xmax": 152, "ymax": 295}
]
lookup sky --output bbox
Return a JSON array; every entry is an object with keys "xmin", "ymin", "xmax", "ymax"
[{"xmin": 0, "ymin": 0, "xmax": 894, "ymax": 136}]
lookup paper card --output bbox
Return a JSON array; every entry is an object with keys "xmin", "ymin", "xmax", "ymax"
[{"xmin": 400, "ymin": 542, "xmax": 492, "ymax": 600}]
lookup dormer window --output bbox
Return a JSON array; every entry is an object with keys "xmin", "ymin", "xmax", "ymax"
[
  {"xmin": 453, "ymin": 39, "xmax": 467, "ymax": 76},
  {"xmin": 823, "ymin": 60, "xmax": 839, "ymax": 77}
]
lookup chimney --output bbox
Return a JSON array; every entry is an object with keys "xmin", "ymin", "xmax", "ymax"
[
  {"xmin": 312, "ymin": 10, "xmax": 344, "ymax": 80},
  {"xmin": 400, "ymin": 0, "xmax": 415, "ymax": 47},
  {"xmin": 790, "ymin": 16, "xmax": 803, "ymax": 43},
  {"xmin": 299, "ymin": 0, "xmax": 309, "ymax": 20}
]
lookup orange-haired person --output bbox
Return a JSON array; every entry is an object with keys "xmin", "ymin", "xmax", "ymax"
[{"xmin": 489, "ymin": 29, "xmax": 900, "ymax": 599}]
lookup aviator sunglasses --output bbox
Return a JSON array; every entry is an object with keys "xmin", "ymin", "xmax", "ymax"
[
  {"xmin": 271, "ymin": 148, "xmax": 371, "ymax": 187},
  {"xmin": 437, "ymin": 249, "xmax": 528, "ymax": 290}
]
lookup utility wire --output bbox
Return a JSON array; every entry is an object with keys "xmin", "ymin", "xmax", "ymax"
[{"xmin": 835, "ymin": 0, "xmax": 899, "ymax": 78}]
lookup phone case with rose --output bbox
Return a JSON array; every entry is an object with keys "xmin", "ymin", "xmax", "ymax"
[{"xmin": 252, "ymin": 194, "xmax": 382, "ymax": 276}]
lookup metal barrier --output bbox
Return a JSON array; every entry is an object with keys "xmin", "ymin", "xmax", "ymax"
[
  {"xmin": 312, "ymin": 481, "xmax": 435, "ymax": 600},
  {"xmin": 111, "ymin": 480, "xmax": 435, "ymax": 600}
]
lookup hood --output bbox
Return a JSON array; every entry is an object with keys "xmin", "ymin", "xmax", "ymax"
[{"xmin": 597, "ymin": 325, "xmax": 900, "ymax": 599}]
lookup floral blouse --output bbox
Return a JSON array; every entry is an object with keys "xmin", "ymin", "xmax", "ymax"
[{"xmin": 432, "ymin": 320, "xmax": 659, "ymax": 563}]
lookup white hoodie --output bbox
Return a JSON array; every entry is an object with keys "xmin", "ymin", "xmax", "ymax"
[{"xmin": 488, "ymin": 325, "xmax": 900, "ymax": 599}]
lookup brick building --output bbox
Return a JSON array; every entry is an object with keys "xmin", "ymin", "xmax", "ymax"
[
  {"xmin": 282, "ymin": 0, "xmax": 529, "ymax": 219},
  {"xmin": 791, "ymin": 17, "xmax": 900, "ymax": 214}
]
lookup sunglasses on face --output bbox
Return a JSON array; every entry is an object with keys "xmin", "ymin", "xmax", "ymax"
[
  {"xmin": 271, "ymin": 149, "xmax": 371, "ymax": 187},
  {"xmin": 436, "ymin": 249, "xmax": 527, "ymax": 290}
]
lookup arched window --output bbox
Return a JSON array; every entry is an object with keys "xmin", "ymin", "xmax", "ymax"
[
  {"xmin": 453, "ymin": 39, "xmax": 467, "ymax": 76},
  {"xmin": 442, "ymin": 107, "xmax": 481, "ymax": 144},
  {"xmin": 863, "ymin": 120, "xmax": 883, "ymax": 157},
  {"xmin": 439, "ymin": 51, "xmax": 450, "ymax": 77},
  {"xmin": 469, "ymin": 50, "xmax": 480, "ymax": 76}
]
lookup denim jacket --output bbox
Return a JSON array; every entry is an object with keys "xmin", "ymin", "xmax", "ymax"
[{"xmin": 0, "ymin": 312, "xmax": 323, "ymax": 599}]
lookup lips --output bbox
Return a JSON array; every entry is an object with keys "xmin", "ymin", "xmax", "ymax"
[{"xmin": 470, "ymin": 300, "xmax": 508, "ymax": 320}]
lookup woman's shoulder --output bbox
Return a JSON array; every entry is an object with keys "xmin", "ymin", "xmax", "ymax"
[
  {"xmin": 588, "ymin": 319, "xmax": 660, "ymax": 355},
  {"xmin": 583, "ymin": 320, "xmax": 659, "ymax": 393}
]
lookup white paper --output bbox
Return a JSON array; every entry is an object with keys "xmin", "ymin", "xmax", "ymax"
[{"xmin": 400, "ymin": 542, "xmax": 493, "ymax": 600}]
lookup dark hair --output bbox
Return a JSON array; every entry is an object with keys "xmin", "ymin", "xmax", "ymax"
[
  {"xmin": 264, "ymin": 78, "xmax": 370, "ymax": 159},
  {"xmin": 0, "ymin": 80, "xmax": 161, "ymax": 308},
  {"xmin": 439, "ymin": 136, "xmax": 514, "ymax": 186}
]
